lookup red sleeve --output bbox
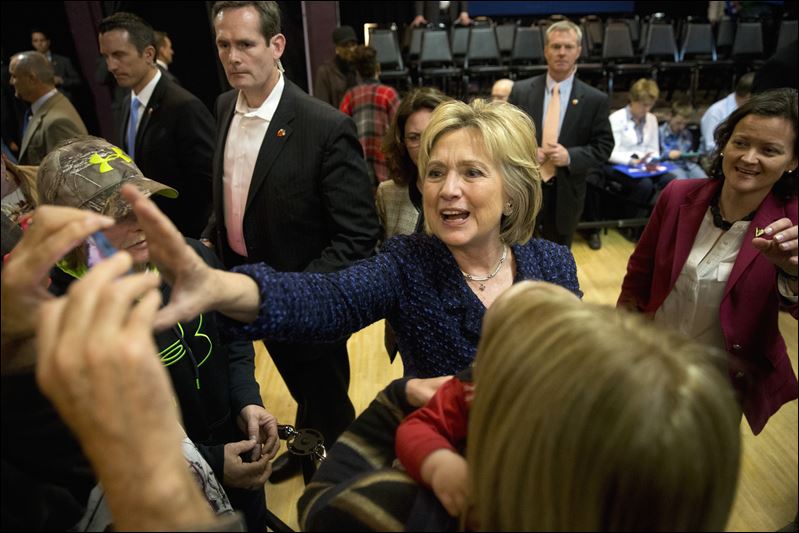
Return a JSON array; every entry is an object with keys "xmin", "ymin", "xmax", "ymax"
[
  {"xmin": 395, "ymin": 377, "xmax": 469, "ymax": 486},
  {"xmin": 339, "ymin": 91, "xmax": 352, "ymax": 115}
]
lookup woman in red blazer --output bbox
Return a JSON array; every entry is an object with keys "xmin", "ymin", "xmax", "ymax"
[{"xmin": 619, "ymin": 88, "xmax": 798, "ymax": 434}]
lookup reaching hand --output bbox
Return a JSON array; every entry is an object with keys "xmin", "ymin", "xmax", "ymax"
[
  {"xmin": 412, "ymin": 15, "xmax": 427, "ymax": 27},
  {"xmin": 237, "ymin": 404, "xmax": 280, "ymax": 462},
  {"xmin": 753, "ymin": 218, "xmax": 798, "ymax": 275},
  {"xmin": 121, "ymin": 184, "xmax": 262, "ymax": 328},
  {"xmin": 1, "ymin": 206, "xmax": 114, "ymax": 372},
  {"xmin": 120, "ymin": 184, "xmax": 218, "ymax": 330}
]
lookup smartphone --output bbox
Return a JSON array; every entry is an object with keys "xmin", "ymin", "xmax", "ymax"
[{"xmin": 86, "ymin": 231, "xmax": 119, "ymax": 268}]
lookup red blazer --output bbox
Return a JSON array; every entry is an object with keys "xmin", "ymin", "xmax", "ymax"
[{"xmin": 619, "ymin": 179, "xmax": 798, "ymax": 434}]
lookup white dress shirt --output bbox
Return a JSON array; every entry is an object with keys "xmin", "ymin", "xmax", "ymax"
[
  {"xmin": 223, "ymin": 73, "xmax": 285, "ymax": 257},
  {"xmin": 654, "ymin": 209, "xmax": 748, "ymax": 351},
  {"xmin": 129, "ymin": 68, "xmax": 161, "ymax": 131}
]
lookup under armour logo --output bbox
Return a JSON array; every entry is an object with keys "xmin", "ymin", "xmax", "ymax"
[{"xmin": 89, "ymin": 147, "xmax": 132, "ymax": 173}]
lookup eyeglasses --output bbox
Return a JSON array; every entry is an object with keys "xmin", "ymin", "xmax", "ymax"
[{"xmin": 404, "ymin": 133, "xmax": 422, "ymax": 147}]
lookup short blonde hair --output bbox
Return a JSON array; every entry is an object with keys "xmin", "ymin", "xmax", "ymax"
[
  {"xmin": 629, "ymin": 78, "xmax": 660, "ymax": 102},
  {"xmin": 468, "ymin": 281, "xmax": 741, "ymax": 531},
  {"xmin": 416, "ymin": 99, "xmax": 541, "ymax": 245},
  {"xmin": 545, "ymin": 20, "xmax": 583, "ymax": 46}
]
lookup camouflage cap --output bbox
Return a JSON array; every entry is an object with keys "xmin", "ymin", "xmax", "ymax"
[{"xmin": 37, "ymin": 136, "xmax": 178, "ymax": 218}]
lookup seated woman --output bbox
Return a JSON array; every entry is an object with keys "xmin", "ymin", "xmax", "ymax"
[
  {"xmin": 298, "ymin": 281, "xmax": 742, "ymax": 531},
  {"xmin": 124, "ymin": 99, "xmax": 581, "ymax": 380},
  {"xmin": 586, "ymin": 79, "xmax": 675, "ymax": 247},
  {"xmin": 619, "ymin": 88, "xmax": 798, "ymax": 435}
]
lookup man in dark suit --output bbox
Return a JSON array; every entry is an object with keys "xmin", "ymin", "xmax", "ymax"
[
  {"xmin": 31, "ymin": 29, "xmax": 81, "ymax": 100},
  {"xmin": 30, "ymin": 29, "xmax": 81, "ymax": 102},
  {"xmin": 208, "ymin": 1, "xmax": 379, "ymax": 487},
  {"xmin": 99, "ymin": 13, "xmax": 214, "ymax": 238},
  {"xmin": 509, "ymin": 20, "xmax": 614, "ymax": 248}
]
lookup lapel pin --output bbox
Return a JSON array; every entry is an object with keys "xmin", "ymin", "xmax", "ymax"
[
  {"xmin": 754, "ymin": 227, "xmax": 765, "ymax": 238},
  {"xmin": 276, "ymin": 128, "xmax": 286, "ymax": 137},
  {"xmin": 572, "ymin": 99, "xmax": 579, "ymax": 105}
]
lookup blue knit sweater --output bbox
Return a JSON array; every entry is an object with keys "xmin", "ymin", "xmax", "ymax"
[{"xmin": 221, "ymin": 233, "xmax": 581, "ymax": 377}]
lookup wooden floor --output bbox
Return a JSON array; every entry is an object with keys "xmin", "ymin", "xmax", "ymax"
[{"xmin": 254, "ymin": 229, "xmax": 798, "ymax": 531}]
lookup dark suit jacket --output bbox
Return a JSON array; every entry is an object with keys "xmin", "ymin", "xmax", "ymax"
[
  {"xmin": 209, "ymin": 79, "xmax": 379, "ymax": 273},
  {"xmin": 509, "ymin": 75, "xmax": 614, "ymax": 237},
  {"xmin": 157, "ymin": 64, "xmax": 181, "ymax": 86},
  {"xmin": 50, "ymin": 53, "xmax": 81, "ymax": 101},
  {"xmin": 619, "ymin": 179, "xmax": 798, "ymax": 434},
  {"xmin": 113, "ymin": 74, "xmax": 215, "ymax": 238}
]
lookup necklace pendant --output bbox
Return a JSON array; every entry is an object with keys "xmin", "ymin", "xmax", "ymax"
[{"xmin": 478, "ymin": 283, "xmax": 486, "ymax": 291}]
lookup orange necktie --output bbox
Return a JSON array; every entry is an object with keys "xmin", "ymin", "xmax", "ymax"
[{"xmin": 541, "ymin": 83, "xmax": 560, "ymax": 182}]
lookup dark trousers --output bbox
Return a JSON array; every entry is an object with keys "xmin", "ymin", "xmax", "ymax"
[
  {"xmin": 535, "ymin": 179, "xmax": 574, "ymax": 247},
  {"xmin": 264, "ymin": 339, "xmax": 355, "ymax": 451},
  {"xmin": 600, "ymin": 166, "xmax": 675, "ymax": 219}
]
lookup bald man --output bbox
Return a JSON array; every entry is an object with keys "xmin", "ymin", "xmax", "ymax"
[
  {"xmin": 491, "ymin": 78, "xmax": 514, "ymax": 102},
  {"xmin": 8, "ymin": 51, "xmax": 86, "ymax": 164}
]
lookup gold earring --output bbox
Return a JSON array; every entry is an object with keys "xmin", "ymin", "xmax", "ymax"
[{"xmin": 503, "ymin": 201, "xmax": 513, "ymax": 216}]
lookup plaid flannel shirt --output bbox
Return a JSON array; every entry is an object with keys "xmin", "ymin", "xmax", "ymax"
[{"xmin": 340, "ymin": 81, "xmax": 400, "ymax": 184}]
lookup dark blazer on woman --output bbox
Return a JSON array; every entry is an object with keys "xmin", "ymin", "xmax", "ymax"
[{"xmin": 619, "ymin": 179, "xmax": 798, "ymax": 434}]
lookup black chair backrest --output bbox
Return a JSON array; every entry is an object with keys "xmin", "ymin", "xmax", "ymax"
[
  {"xmin": 681, "ymin": 21, "xmax": 716, "ymax": 60},
  {"xmin": 642, "ymin": 22, "xmax": 678, "ymax": 61},
  {"xmin": 512, "ymin": 26, "xmax": 544, "ymax": 64},
  {"xmin": 420, "ymin": 29, "xmax": 454, "ymax": 65},
  {"xmin": 496, "ymin": 24, "xmax": 517, "ymax": 55},
  {"xmin": 731, "ymin": 20, "xmax": 763, "ymax": 57},
  {"xmin": 369, "ymin": 28, "xmax": 404, "ymax": 70},
  {"xmin": 716, "ymin": 16, "xmax": 735, "ymax": 50},
  {"xmin": 777, "ymin": 19, "xmax": 798, "ymax": 52},
  {"xmin": 602, "ymin": 22, "xmax": 635, "ymax": 60},
  {"xmin": 409, "ymin": 26, "xmax": 424, "ymax": 58},
  {"xmin": 625, "ymin": 16, "xmax": 641, "ymax": 46},
  {"xmin": 466, "ymin": 26, "xmax": 501, "ymax": 65},
  {"xmin": 451, "ymin": 25, "xmax": 470, "ymax": 58},
  {"xmin": 581, "ymin": 15, "xmax": 604, "ymax": 51}
]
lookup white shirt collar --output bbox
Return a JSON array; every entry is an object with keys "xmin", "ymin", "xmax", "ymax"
[
  {"xmin": 131, "ymin": 68, "xmax": 161, "ymax": 109},
  {"xmin": 156, "ymin": 59, "xmax": 168, "ymax": 71},
  {"xmin": 31, "ymin": 88, "xmax": 58, "ymax": 114},
  {"xmin": 234, "ymin": 72, "xmax": 285, "ymax": 121}
]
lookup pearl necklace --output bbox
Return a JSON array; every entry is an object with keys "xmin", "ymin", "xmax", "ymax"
[{"xmin": 461, "ymin": 245, "xmax": 508, "ymax": 291}]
